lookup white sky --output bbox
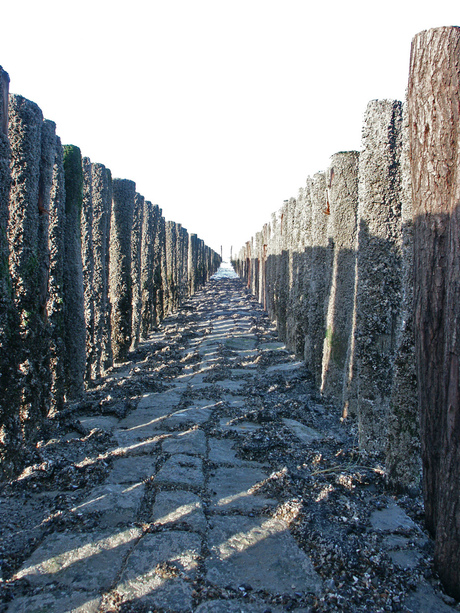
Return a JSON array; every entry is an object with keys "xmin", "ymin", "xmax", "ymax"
[{"xmin": 1, "ymin": 1, "xmax": 458, "ymax": 257}]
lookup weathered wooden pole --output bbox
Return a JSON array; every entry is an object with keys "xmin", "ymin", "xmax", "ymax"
[
  {"xmin": 131, "ymin": 192, "xmax": 144, "ymax": 349},
  {"xmin": 109, "ymin": 178, "xmax": 135, "ymax": 362},
  {"xmin": 62, "ymin": 145, "xmax": 86, "ymax": 399},
  {"xmin": 140, "ymin": 201, "xmax": 156, "ymax": 337},
  {"xmin": 91, "ymin": 162, "xmax": 112, "ymax": 377},
  {"xmin": 0, "ymin": 68, "xmax": 23, "ymax": 477},
  {"xmin": 8, "ymin": 95, "xmax": 51, "ymax": 434},
  {"xmin": 47, "ymin": 137, "xmax": 66, "ymax": 415},
  {"xmin": 408, "ymin": 26, "xmax": 460, "ymax": 598},
  {"xmin": 354, "ymin": 100, "xmax": 404, "ymax": 453},
  {"xmin": 81, "ymin": 157, "xmax": 95, "ymax": 381},
  {"xmin": 101, "ymin": 169, "xmax": 113, "ymax": 371},
  {"xmin": 320, "ymin": 152, "xmax": 359, "ymax": 406},
  {"xmin": 306, "ymin": 172, "xmax": 330, "ymax": 387},
  {"xmin": 386, "ymin": 104, "xmax": 420, "ymax": 493}
]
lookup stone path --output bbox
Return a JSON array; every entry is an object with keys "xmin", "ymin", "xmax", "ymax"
[
  {"xmin": 5, "ymin": 264, "xmax": 453, "ymax": 613},
  {"xmin": 7, "ymin": 265, "xmax": 322, "ymax": 613}
]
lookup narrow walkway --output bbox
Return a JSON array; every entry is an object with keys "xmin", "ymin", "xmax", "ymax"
[{"xmin": 2, "ymin": 265, "xmax": 453, "ymax": 613}]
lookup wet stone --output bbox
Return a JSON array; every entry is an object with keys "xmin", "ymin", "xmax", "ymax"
[
  {"xmin": 152, "ymin": 490, "xmax": 207, "ymax": 533},
  {"xmin": 15, "ymin": 528, "xmax": 141, "ymax": 590},
  {"xmin": 162, "ymin": 428, "xmax": 207, "ymax": 455},
  {"xmin": 206, "ymin": 515, "xmax": 322, "ymax": 595},
  {"xmin": 114, "ymin": 531, "xmax": 201, "ymax": 612},
  {"xmin": 208, "ymin": 466, "xmax": 276, "ymax": 511},
  {"xmin": 105, "ymin": 455, "xmax": 156, "ymax": 484},
  {"xmin": 155, "ymin": 454, "xmax": 204, "ymax": 489}
]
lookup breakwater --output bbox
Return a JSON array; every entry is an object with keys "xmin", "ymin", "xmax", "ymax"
[
  {"xmin": 0, "ymin": 74, "xmax": 220, "ymax": 478},
  {"xmin": 234, "ymin": 26, "xmax": 460, "ymax": 599}
]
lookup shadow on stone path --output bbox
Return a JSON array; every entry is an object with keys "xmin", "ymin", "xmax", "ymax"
[{"xmin": 2, "ymin": 265, "xmax": 455, "ymax": 613}]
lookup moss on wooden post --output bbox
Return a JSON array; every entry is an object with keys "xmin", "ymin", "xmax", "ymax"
[{"xmin": 63, "ymin": 145, "xmax": 85, "ymax": 399}]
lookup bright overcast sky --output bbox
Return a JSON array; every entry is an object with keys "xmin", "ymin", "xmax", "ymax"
[{"xmin": 1, "ymin": 1, "xmax": 458, "ymax": 257}]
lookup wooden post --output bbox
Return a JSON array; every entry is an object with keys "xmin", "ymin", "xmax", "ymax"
[{"xmin": 408, "ymin": 26, "xmax": 460, "ymax": 599}]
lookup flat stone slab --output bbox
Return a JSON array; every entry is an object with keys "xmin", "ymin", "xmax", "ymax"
[
  {"xmin": 224, "ymin": 337, "xmax": 257, "ymax": 351},
  {"xmin": 282, "ymin": 418, "xmax": 322, "ymax": 444},
  {"xmin": 152, "ymin": 490, "xmax": 207, "ymax": 533},
  {"xmin": 105, "ymin": 455, "xmax": 156, "ymax": 484},
  {"xmin": 72, "ymin": 482, "xmax": 145, "ymax": 527},
  {"xmin": 258, "ymin": 342, "xmax": 286, "ymax": 351},
  {"xmin": 7, "ymin": 591, "xmax": 101, "ymax": 613},
  {"xmin": 162, "ymin": 406, "xmax": 213, "ymax": 429},
  {"xmin": 389, "ymin": 549, "xmax": 423, "ymax": 569},
  {"xmin": 15, "ymin": 527, "xmax": 141, "ymax": 590},
  {"xmin": 404, "ymin": 583, "xmax": 456, "ymax": 613},
  {"xmin": 206, "ymin": 516, "xmax": 322, "ymax": 595},
  {"xmin": 155, "ymin": 454, "xmax": 204, "ymax": 489},
  {"xmin": 162, "ymin": 428, "xmax": 207, "ymax": 455},
  {"xmin": 208, "ymin": 466, "xmax": 276, "ymax": 511},
  {"xmin": 115, "ymin": 531, "xmax": 201, "ymax": 612},
  {"xmin": 266, "ymin": 361, "xmax": 303, "ymax": 374},
  {"xmin": 219, "ymin": 417, "xmax": 262, "ymax": 434},
  {"xmin": 208, "ymin": 438, "xmax": 241, "ymax": 465},
  {"xmin": 370, "ymin": 503, "xmax": 416, "ymax": 532},
  {"xmin": 199, "ymin": 342, "xmax": 220, "ymax": 357},
  {"xmin": 115, "ymin": 411, "xmax": 170, "ymax": 439},
  {"xmin": 79, "ymin": 415, "xmax": 119, "ymax": 431},
  {"xmin": 118, "ymin": 407, "xmax": 170, "ymax": 429},
  {"xmin": 215, "ymin": 380, "xmax": 245, "ymax": 393},
  {"xmin": 221, "ymin": 396, "xmax": 246, "ymax": 410},
  {"xmin": 109, "ymin": 432, "xmax": 165, "ymax": 455},
  {"xmin": 137, "ymin": 389, "xmax": 183, "ymax": 410}
]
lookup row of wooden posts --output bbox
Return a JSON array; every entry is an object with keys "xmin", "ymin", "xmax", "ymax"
[
  {"xmin": 0, "ymin": 69, "xmax": 220, "ymax": 480},
  {"xmin": 234, "ymin": 27, "xmax": 460, "ymax": 599}
]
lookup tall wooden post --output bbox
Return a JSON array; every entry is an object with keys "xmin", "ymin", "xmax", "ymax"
[{"xmin": 408, "ymin": 26, "xmax": 460, "ymax": 599}]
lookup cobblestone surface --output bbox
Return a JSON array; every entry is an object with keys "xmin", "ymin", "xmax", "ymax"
[{"xmin": 1, "ymin": 264, "xmax": 456, "ymax": 612}]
